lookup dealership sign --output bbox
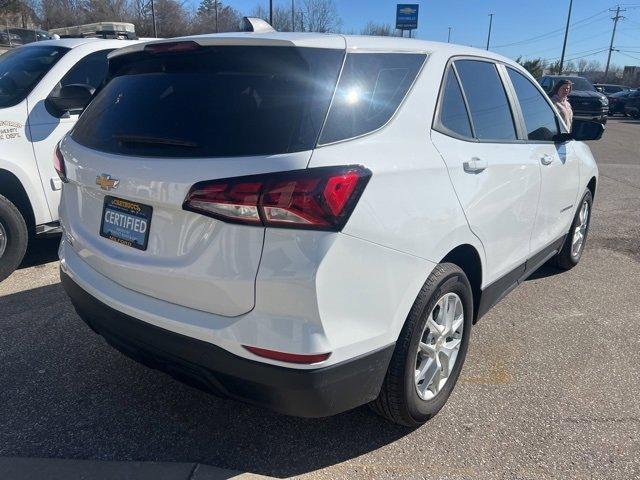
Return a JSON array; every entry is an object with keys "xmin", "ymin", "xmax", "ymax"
[{"xmin": 396, "ymin": 4, "xmax": 419, "ymax": 30}]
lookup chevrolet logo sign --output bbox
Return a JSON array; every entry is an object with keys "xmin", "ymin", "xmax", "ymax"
[{"xmin": 96, "ymin": 174, "xmax": 120, "ymax": 191}]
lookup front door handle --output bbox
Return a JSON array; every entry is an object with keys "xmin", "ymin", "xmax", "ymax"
[
  {"xmin": 463, "ymin": 157, "xmax": 488, "ymax": 173},
  {"xmin": 541, "ymin": 154, "xmax": 554, "ymax": 165}
]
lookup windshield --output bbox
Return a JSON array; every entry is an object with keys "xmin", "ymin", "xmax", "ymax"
[
  {"xmin": 0, "ymin": 46, "xmax": 68, "ymax": 108},
  {"xmin": 560, "ymin": 77, "xmax": 595, "ymax": 92},
  {"xmin": 72, "ymin": 46, "xmax": 344, "ymax": 158}
]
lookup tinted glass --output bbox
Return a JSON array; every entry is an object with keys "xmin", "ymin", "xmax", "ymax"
[
  {"xmin": 60, "ymin": 50, "xmax": 112, "ymax": 90},
  {"xmin": 455, "ymin": 60, "xmax": 516, "ymax": 141},
  {"xmin": 318, "ymin": 53, "xmax": 426, "ymax": 144},
  {"xmin": 560, "ymin": 77, "xmax": 595, "ymax": 92},
  {"xmin": 0, "ymin": 46, "xmax": 67, "ymax": 108},
  {"xmin": 507, "ymin": 68, "xmax": 559, "ymax": 141},
  {"xmin": 73, "ymin": 46, "xmax": 344, "ymax": 158},
  {"xmin": 438, "ymin": 67, "xmax": 472, "ymax": 138}
]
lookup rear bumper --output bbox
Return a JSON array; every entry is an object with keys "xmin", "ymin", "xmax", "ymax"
[{"xmin": 61, "ymin": 270, "xmax": 394, "ymax": 418}]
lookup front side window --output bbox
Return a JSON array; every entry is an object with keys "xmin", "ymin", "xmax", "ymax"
[
  {"xmin": 437, "ymin": 67, "xmax": 473, "ymax": 138},
  {"xmin": 72, "ymin": 46, "xmax": 344, "ymax": 157},
  {"xmin": 507, "ymin": 68, "xmax": 559, "ymax": 141},
  {"xmin": 59, "ymin": 49, "xmax": 113, "ymax": 91},
  {"xmin": 318, "ymin": 52, "xmax": 426, "ymax": 145},
  {"xmin": 0, "ymin": 46, "xmax": 68, "ymax": 108},
  {"xmin": 454, "ymin": 60, "xmax": 517, "ymax": 141}
]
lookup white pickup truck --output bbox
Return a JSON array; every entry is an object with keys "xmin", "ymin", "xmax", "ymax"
[{"xmin": 0, "ymin": 38, "xmax": 138, "ymax": 281}]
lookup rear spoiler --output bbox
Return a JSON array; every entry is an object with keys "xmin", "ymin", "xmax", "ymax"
[{"xmin": 108, "ymin": 18, "xmax": 344, "ymax": 60}]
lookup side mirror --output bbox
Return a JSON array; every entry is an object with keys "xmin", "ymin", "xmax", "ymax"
[
  {"xmin": 553, "ymin": 120, "xmax": 604, "ymax": 142},
  {"xmin": 46, "ymin": 84, "xmax": 94, "ymax": 117},
  {"xmin": 572, "ymin": 119, "xmax": 605, "ymax": 141}
]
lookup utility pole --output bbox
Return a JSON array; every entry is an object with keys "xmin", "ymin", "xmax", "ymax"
[
  {"xmin": 291, "ymin": 0, "xmax": 295, "ymax": 31},
  {"xmin": 559, "ymin": 0, "xmax": 573, "ymax": 73},
  {"xmin": 270, "ymin": 0, "xmax": 273, "ymax": 26},
  {"xmin": 605, "ymin": 5, "xmax": 625, "ymax": 78},
  {"xmin": 150, "ymin": 0, "xmax": 157, "ymax": 37},
  {"xmin": 486, "ymin": 14, "xmax": 494, "ymax": 50},
  {"xmin": 215, "ymin": 0, "xmax": 218, "ymax": 33},
  {"xmin": 447, "ymin": 26, "xmax": 452, "ymax": 43}
]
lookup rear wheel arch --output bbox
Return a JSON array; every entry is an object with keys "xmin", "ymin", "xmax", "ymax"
[
  {"xmin": 441, "ymin": 244, "xmax": 483, "ymax": 322},
  {"xmin": 587, "ymin": 176, "xmax": 596, "ymax": 199},
  {"xmin": 0, "ymin": 169, "xmax": 35, "ymax": 233}
]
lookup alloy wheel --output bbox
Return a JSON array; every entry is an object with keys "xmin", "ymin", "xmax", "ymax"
[
  {"xmin": 571, "ymin": 200, "xmax": 589, "ymax": 258},
  {"xmin": 414, "ymin": 293, "xmax": 464, "ymax": 400}
]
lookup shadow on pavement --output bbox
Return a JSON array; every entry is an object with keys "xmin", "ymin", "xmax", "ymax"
[
  {"xmin": 523, "ymin": 263, "xmax": 564, "ymax": 281},
  {"xmin": 18, "ymin": 236, "xmax": 60, "ymax": 270},
  {"xmin": 0, "ymin": 283, "xmax": 411, "ymax": 478}
]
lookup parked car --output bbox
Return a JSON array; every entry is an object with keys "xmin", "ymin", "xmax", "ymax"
[
  {"xmin": 57, "ymin": 33, "xmax": 601, "ymax": 426},
  {"xmin": 539, "ymin": 75, "xmax": 609, "ymax": 124},
  {"xmin": 625, "ymin": 91, "xmax": 640, "ymax": 118},
  {"xmin": 608, "ymin": 89, "xmax": 639, "ymax": 115},
  {"xmin": 594, "ymin": 83, "xmax": 630, "ymax": 95},
  {"xmin": 0, "ymin": 37, "xmax": 139, "ymax": 281}
]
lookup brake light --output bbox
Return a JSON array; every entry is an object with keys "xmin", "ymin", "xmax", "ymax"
[
  {"xmin": 243, "ymin": 345, "xmax": 331, "ymax": 364},
  {"xmin": 144, "ymin": 41, "xmax": 201, "ymax": 54},
  {"xmin": 183, "ymin": 166, "xmax": 371, "ymax": 231},
  {"xmin": 53, "ymin": 144, "xmax": 67, "ymax": 182}
]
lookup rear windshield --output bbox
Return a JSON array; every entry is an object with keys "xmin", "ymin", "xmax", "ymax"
[
  {"xmin": 0, "ymin": 46, "xmax": 68, "ymax": 108},
  {"xmin": 72, "ymin": 46, "xmax": 344, "ymax": 157}
]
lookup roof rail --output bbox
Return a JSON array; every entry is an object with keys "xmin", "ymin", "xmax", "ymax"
[{"xmin": 242, "ymin": 17, "xmax": 276, "ymax": 33}]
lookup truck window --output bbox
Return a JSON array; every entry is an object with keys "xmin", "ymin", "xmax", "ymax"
[{"xmin": 0, "ymin": 46, "xmax": 68, "ymax": 108}]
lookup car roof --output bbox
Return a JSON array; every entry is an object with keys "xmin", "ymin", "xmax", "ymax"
[
  {"xmin": 108, "ymin": 31, "xmax": 521, "ymax": 67},
  {"xmin": 19, "ymin": 37, "xmax": 141, "ymax": 49},
  {"xmin": 543, "ymin": 75, "xmax": 587, "ymax": 79}
]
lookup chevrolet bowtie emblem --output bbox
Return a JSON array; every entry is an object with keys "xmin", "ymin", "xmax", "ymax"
[{"xmin": 96, "ymin": 174, "xmax": 120, "ymax": 191}]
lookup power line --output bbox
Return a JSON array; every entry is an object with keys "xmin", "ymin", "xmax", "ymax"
[
  {"xmin": 492, "ymin": 8, "xmax": 610, "ymax": 48},
  {"xmin": 618, "ymin": 51, "xmax": 640, "ymax": 61}
]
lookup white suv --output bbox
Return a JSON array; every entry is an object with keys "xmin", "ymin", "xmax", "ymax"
[
  {"xmin": 57, "ymin": 33, "xmax": 600, "ymax": 426},
  {"xmin": 0, "ymin": 38, "xmax": 138, "ymax": 281}
]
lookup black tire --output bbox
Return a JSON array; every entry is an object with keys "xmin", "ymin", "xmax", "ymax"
[
  {"xmin": 0, "ymin": 194, "xmax": 28, "ymax": 282},
  {"xmin": 552, "ymin": 189, "xmax": 593, "ymax": 271},
  {"xmin": 371, "ymin": 263, "xmax": 473, "ymax": 427}
]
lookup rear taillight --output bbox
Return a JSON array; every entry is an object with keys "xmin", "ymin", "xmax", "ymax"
[
  {"xmin": 53, "ymin": 144, "xmax": 68, "ymax": 182},
  {"xmin": 183, "ymin": 166, "xmax": 371, "ymax": 231}
]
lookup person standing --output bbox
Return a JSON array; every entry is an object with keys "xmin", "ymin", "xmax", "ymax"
[{"xmin": 550, "ymin": 79, "xmax": 573, "ymax": 131}]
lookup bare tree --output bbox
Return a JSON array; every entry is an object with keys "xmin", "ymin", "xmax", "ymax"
[
  {"xmin": 193, "ymin": 0, "xmax": 241, "ymax": 33},
  {"xmin": 301, "ymin": 0, "xmax": 340, "ymax": 33},
  {"xmin": 252, "ymin": 4, "xmax": 292, "ymax": 31},
  {"xmin": 360, "ymin": 21, "xmax": 393, "ymax": 36},
  {"xmin": 576, "ymin": 59, "xmax": 588, "ymax": 74}
]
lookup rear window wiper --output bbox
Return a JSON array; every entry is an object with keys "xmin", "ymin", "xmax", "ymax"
[{"xmin": 113, "ymin": 134, "xmax": 199, "ymax": 148}]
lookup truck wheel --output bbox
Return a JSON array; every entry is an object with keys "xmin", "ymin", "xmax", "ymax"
[
  {"xmin": 552, "ymin": 190, "xmax": 592, "ymax": 271},
  {"xmin": 0, "ymin": 194, "xmax": 28, "ymax": 282},
  {"xmin": 371, "ymin": 263, "xmax": 473, "ymax": 427}
]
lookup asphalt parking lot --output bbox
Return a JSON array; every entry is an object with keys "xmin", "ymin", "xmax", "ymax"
[{"xmin": 1, "ymin": 117, "xmax": 639, "ymax": 479}]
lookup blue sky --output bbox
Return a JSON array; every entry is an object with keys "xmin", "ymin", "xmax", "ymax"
[{"xmin": 210, "ymin": 0, "xmax": 640, "ymax": 67}]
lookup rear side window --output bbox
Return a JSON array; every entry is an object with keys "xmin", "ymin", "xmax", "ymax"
[
  {"xmin": 454, "ymin": 60, "xmax": 517, "ymax": 141},
  {"xmin": 318, "ymin": 53, "xmax": 426, "ymax": 145},
  {"xmin": 437, "ymin": 67, "xmax": 473, "ymax": 138},
  {"xmin": 0, "ymin": 46, "xmax": 68, "ymax": 108},
  {"xmin": 72, "ymin": 46, "xmax": 344, "ymax": 158},
  {"xmin": 507, "ymin": 68, "xmax": 559, "ymax": 141}
]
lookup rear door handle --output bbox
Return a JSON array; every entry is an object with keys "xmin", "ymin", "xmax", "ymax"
[
  {"xmin": 463, "ymin": 157, "xmax": 488, "ymax": 173},
  {"xmin": 541, "ymin": 154, "xmax": 554, "ymax": 165}
]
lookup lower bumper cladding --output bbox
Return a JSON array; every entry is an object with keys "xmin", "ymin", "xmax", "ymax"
[{"xmin": 61, "ymin": 270, "xmax": 395, "ymax": 418}]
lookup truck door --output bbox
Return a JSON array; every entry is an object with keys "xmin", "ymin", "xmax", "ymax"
[{"xmin": 26, "ymin": 48, "xmax": 112, "ymax": 221}]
